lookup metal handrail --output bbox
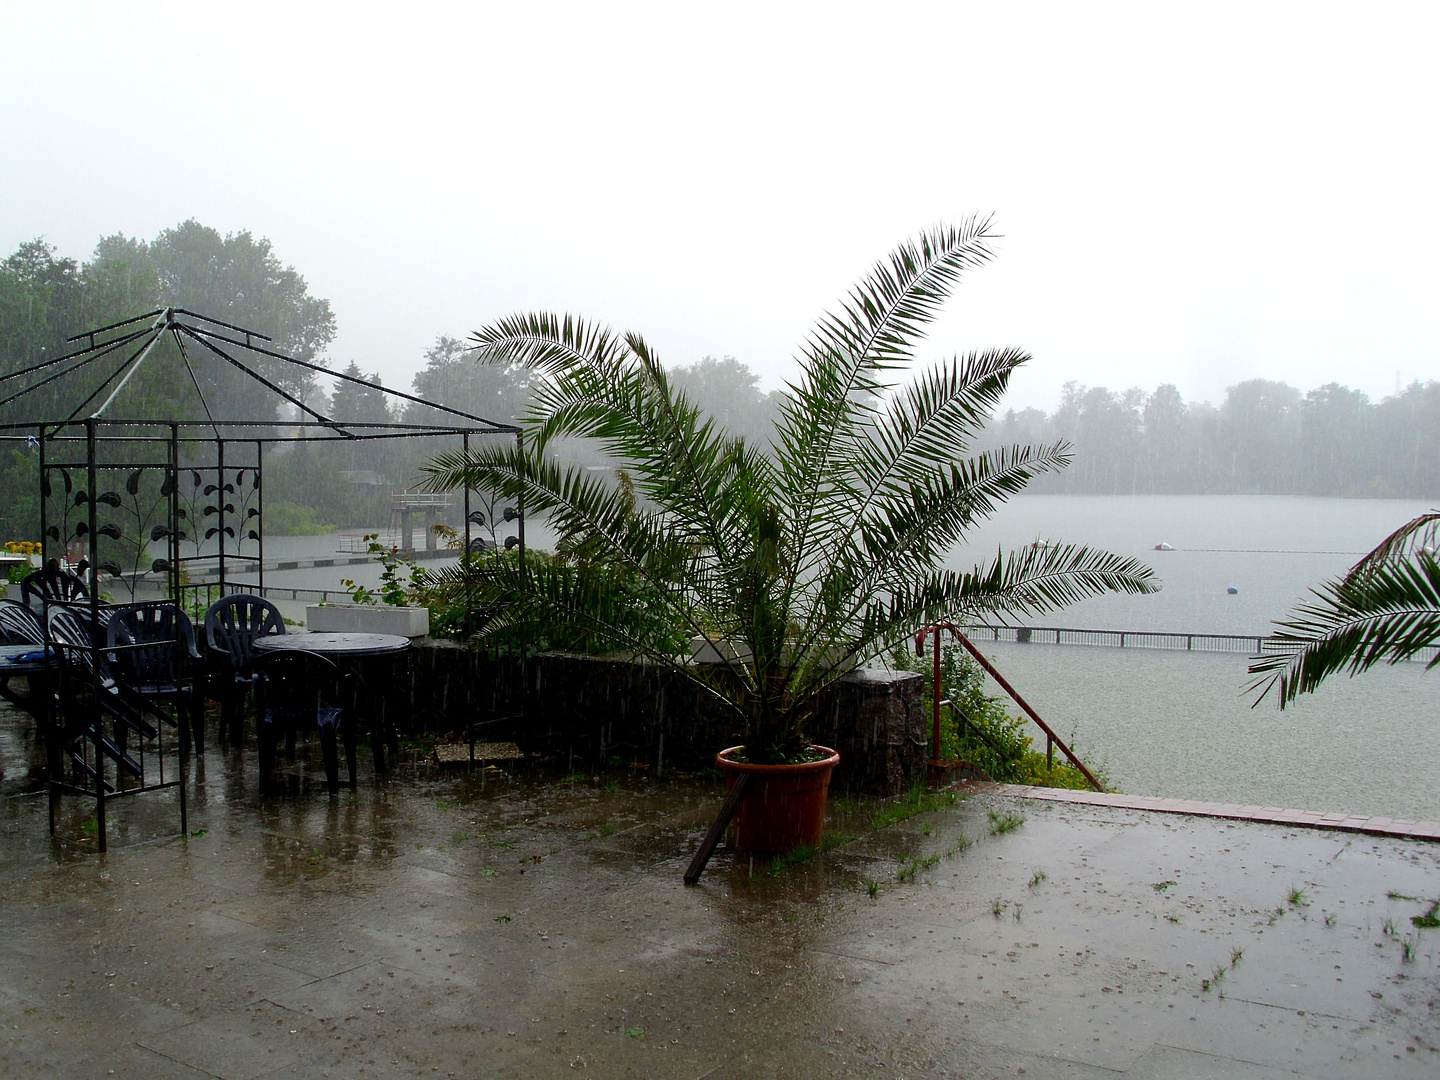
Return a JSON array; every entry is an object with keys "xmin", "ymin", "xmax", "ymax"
[{"xmin": 916, "ymin": 622, "xmax": 1105, "ymax": 792}]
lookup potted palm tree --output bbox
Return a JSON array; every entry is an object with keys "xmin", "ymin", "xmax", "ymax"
[{"xmin": 424, "ymin": 219, "xmax": 1157, "ymax": 854}]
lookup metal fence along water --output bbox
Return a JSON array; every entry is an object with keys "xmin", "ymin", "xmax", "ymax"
[{"xmin": 963, "ymin": 622, "xmax": 1440, "ymax": 663}]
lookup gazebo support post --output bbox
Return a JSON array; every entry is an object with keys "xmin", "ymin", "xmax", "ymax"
[
  {"xmin": 462, "ymin": 432, "xmax": 472, "ymax": 639},
  {"xmin": 85, "ymin": 419, "xmax": 108, "ymax": 854},
  {"xmin": 215, "ymin": 437, "xmax": 225, "ymax": 596},
  {"xmin": 255, "ymin": 439, "xmax": 264, "ymax": 595}
]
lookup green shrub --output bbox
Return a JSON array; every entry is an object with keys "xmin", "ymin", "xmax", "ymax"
[
  {"xmin": 412, "ymin": 547, "xmax": 691, "ymax": 657},
  {"xmin": 264, "ymin": 500, "xmax": 335, "ymax": 536}
]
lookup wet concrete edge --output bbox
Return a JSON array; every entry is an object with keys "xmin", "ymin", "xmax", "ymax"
[{"xmin": 966, "ymin": 781, "xmax": 1440, "ymax": 841}]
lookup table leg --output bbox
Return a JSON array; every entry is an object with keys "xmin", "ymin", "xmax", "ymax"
[
  {"xmin": 357, "ymin": 656, "xmax": 403, "ymax": 775},
  {"xmin": 335, "ymin": 667, "xmax": 386, "ymax": 775}
]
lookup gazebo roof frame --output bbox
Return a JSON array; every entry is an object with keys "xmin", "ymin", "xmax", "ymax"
[{"xmin": 0, "ymin": 306, "xmax": 520, "ymax": 440}]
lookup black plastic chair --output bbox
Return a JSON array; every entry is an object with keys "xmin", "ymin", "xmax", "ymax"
[
  {"xmin": 203, "ymin": 594, "xmax": 285, "ymax": 748},
  {"xmin": 107, "ymin": 603, "xmax": 205, "ymax": 755},
  {"xmin": 0, "ymin": 598, "xmax": 51, "ymax": 726},
  {"xmin": 22, "ymin": 561, "xmax": 88, "ymax": 608},
  {"xmin": 0, "ymin": 599, "xmax": 44, "ymax": 646},
  {"xmin": 46, "ymin": 604, "xmax": 155, "ymax": 792},
  {"xmin": 253, "ymin": 650, "xmax": 354, "ymax": 796}
]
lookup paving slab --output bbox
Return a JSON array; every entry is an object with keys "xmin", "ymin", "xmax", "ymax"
[{"xmin": 2, "ymin": 701, "xmax": 1438, "ymax": 1079}]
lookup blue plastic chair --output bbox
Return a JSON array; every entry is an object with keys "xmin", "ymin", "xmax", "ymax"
[
  {"xmin": 46, "ymin": 604, "xmax": 153, "ymax": 791},
  {"xmin": 22, "ymin": 561, "xmax": 88, "ymax": 608},
  {"xmin": 0, "ymin": 599, "xmax": 51, "ymax": 728}
]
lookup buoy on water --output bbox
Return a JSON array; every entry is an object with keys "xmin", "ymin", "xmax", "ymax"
[
  {"xmin": 1153, "ymin": 542, "xmax": 1174, "ymax": 551},
  {"xmin": 1226, "ymin": 586, "xmax": 1239, "ymax": 595}
]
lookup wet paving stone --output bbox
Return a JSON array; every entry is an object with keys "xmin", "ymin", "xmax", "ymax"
[{"xmin": 2, "ymin": 701, "xmax": 1439, "ymax": 1077}]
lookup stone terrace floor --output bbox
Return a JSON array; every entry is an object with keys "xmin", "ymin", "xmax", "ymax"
[{"xmin": 1, "ymin": 703, "xmax": 1438, "ymax": 1079}]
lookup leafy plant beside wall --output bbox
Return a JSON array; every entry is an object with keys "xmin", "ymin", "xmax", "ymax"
[{"xmin": 341, "ymin": 534, "xmax": 430, "ymax": 607}]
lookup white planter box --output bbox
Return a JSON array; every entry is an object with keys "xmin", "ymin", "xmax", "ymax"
[
  {"xmin": 5, "ymin": 583, "xmax": 24, "ymax": 604},
  {"xmin": 690, "ymin": 636, "xmax": 753, "ymax": 665},
  {"xmin": 306, "ymin": 604, "xmax": 430, "ymax": 638},
  {"xmin": 688, "ymin": 636, "xmax": 858, "ymax": 673}
]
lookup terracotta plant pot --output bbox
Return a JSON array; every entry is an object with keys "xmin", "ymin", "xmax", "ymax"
[{"xmin": 716, "ymin": 744, "xmax": 840, "ymax": 856}]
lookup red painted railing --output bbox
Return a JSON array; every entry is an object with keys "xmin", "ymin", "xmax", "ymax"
[{"xmin": 915, "ymin": 623, "xmax": 1105, "ymax": 793}]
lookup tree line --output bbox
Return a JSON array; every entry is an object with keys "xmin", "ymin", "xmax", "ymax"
[
  {"xmin": 3, "ymin": 221, "xmax": 1436, "ymax": 548},
  {"xmin": 978, "ymin": 379, "xmax": 1440, "ymax": 498}
]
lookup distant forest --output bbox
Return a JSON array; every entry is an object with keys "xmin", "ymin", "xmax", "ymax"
[
  {"xmin": 2, "ymin": 222, "xmax": 1436, "ymax": 547},
  {"xmin": 978, "ymin": 379, "xmax": 1440, "ymax": 498}
]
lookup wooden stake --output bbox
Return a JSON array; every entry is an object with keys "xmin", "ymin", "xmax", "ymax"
[{"xmin": 683, "ymin": 774, "xmax": 751, "ymax": 885}]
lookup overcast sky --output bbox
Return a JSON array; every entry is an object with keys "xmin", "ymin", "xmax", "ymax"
[{"xmin": 3, "ymin": 2, "xmax": 1437, "ymax": 412}]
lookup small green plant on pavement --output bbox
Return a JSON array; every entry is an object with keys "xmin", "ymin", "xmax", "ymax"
[{"xmin": 987, "ymin": 808, "xmax": 1025, "ymax": 835}]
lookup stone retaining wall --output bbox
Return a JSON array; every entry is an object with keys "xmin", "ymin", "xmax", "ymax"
[{"xmin": 392, "ymin": 641, "xmax": 927, "ymax": 796}]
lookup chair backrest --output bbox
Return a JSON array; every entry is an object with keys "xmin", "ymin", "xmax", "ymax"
[
  {"xmin": 254, "ymin": 650, "xmax": 344, "ymax": 728},
  {"xmin": 204, "ymin": 594, "xmax": 285, "ymax": 675},
  {"xmin": 22, "ymin": 561, "xmax": 88, "ymax": 607},
  {"xmin": 106, "ymin": 603, "xmax": 196, "ymax": 688},
  {"xmin": 0, "ymin": 599, "xmax": 44, "ymax": 646},
  {"xmin": 46, "ymin": 603, "xmax": 105, "ymax": 678}
]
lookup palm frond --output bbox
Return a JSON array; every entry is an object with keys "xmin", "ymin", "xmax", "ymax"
[
  {"xmin": 469, "ymin": 312, "xmax": 629, "ymax": 378},
  {"xmin": 933, "ymin": 542, "xmax": 1159, "ymax": 621},
  {"xmin": 807, "ymin": 542, "xmax": 1157, "ymax": 682},
  {"xmin": 810, "ymin": 349, "xmax": 1032, "ymax": 575},
  {"xmin": 799, "ymin": 441, "xmax": 1078, "ymax": 638},
  {"xmin": 774, "ymin": 218, "xmax": 1002, "ymax": 591},
  {"xmin": 801, "ymin": 217, "xmax": 1000, "ymax": 375},
  {"xmin": 1345, "ymin": 510, "xmax": 1440, "ymax": 582},
  {"xmin": 1247, "ymin": 552, "xmax": 1440, "ymax": 708}
]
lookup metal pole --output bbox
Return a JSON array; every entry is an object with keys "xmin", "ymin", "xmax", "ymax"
[
  {"xmin": 215, "ymin": 438, "xmax": 225, "ymax": 594},
  {"xmin": 87, "ymin": 419, "xmax": 106, "ymax": 853},
  {"xmin": 255, "ymin": 440, "xmax": 264, "ymax": 594},
  {"xmin": 89, "ymin": 318, "xmax": 168, "ymax": 418},
  {"xmin": 169, "ymin": 424, "xmax": 180, "ymax": 606},
  {"xmin": 462, "ymin": 432, "xmax": 471, "ymax": 638},
  {"xmin": 516, "ymin": 431, "xmax": 526, "ymax": 719},
  {"xmin": 39, "ymin": 424, "xmax": 56, "ymax": 837},
  {"xmin": 950, "ymin": 629, "xmax": 1105, "ymax": 793},
  {"xmin": 169, "ymin": 421, "xmax": 191, "ymax": 832},
  {"xmin": 37, "ymin": 424, "xmax": 47, "ymax": 575},
  {"xmin": 931, "ymin": 630, "xmax": 942, "ymax": 765}
]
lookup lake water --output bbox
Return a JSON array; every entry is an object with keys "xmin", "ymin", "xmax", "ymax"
[
  {"xmin": 252, "ymin": 496, "xmax": 1438, "ymax": 820},
  {"xmin": 948, "ymin": 495, "xmax": 1440, "ymax": 821}
]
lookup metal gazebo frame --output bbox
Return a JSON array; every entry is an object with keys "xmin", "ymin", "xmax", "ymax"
[{"xmin": 0, "ymin": 308, "xmax": 522, "ymax": 851}]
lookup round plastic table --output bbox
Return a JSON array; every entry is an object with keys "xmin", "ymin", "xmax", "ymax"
[
  {"xmin": 253, "ymin": 632, "xmax": 411, "ymax": 771},
  {"xmin": 251, "ymin": 631, "xmax": 410, "ymax": 658}
]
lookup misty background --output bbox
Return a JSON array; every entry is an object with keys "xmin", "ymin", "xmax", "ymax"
[
  {"xmin": 2, "ymin": 3, "xmax": 1438, "ymax": 418},
  {"xmin": 3, "ymin": 219, "xmax": 1436, "ymax": 545}
]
